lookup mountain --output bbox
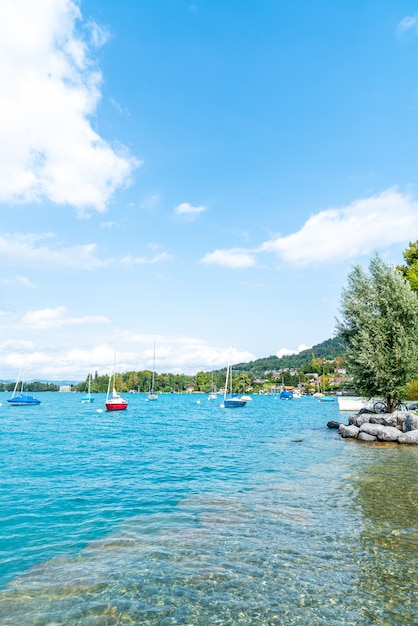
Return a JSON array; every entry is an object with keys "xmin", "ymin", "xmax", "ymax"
[{"xmin": 233, "ymin": 335, "xmax": 346, "ymax": 374}]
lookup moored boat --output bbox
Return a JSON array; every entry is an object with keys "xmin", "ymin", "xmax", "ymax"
[
  {"xmin": 105, "ymin": 388, "xmax": 128, "ymax": 411},
  {"xmin": 81, "ymin": 372, "xmax": 94, "ymax": 403},
  {"xmin": 105, "ymin": 338, "xmax": 128, "ymax": 412},
  {"xmin": 222, "ymin": 348, "xmax": 247, "ymax": 409},
  {"xmin": 8, "ymin": 393, "xmax": 41, "ymax": 406},
  {"xmin": 8, "ymin": 359, "xmax": 41, "ymax": 406},
  {"xmin": 337, "ymin": 396, "xmax": 373, "ymax": 412}
]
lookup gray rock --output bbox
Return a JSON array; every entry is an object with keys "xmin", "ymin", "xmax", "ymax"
[
  {"xmin": 377, "ymin": 426, "xmax": 402, "ymax": 442},
  {"xmin": 351, "ymin": 414, "xmax": 372, "ymax": 427},
  {"xmin": 370, "ymin": 413, "xmax": 398, "ymax": 427},
  {"xmin": 327, "ymin": 421, "xmax": 342, "ymax": 429},
  {"xmin": 403, "ymin": 412, "xmax": 418, "ymax": 432},
  {"xmin": 360, "ymin": 423, "xmax": 400, "ymax": 442},
  {"xmin": 358, "ymin": 431, "xmax": 377, "ymax": 442},
  {"xmin": 398, "ymin": 430, "xmax": 418, "ymax": 444},
  {"xmin": 360, "ymin": 423, "xmax": 384, "ymax": 436},
  {"xmin": 339, "ymin": 424, "xmax": 359, "ymax": 438}
]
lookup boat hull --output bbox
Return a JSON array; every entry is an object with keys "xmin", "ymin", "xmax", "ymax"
[
  {"xmin": 223, "ymin": 398, "xmax": 247, "ymax": 408},
  {"xmin": 8, "ymin": 395, "xmax": 41, "ymax": 406},
  {"xmin": 105, "ymin": 401, "xmax": 128, "ymax": 411},
  {"xmin": 337, "ymin": 396, "xmax": 372, "ymax": 412}
]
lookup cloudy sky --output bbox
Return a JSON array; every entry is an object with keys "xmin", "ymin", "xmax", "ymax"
[{"xmin": 1, "ymin": 0, "xmax": 418, "ymax": 381}]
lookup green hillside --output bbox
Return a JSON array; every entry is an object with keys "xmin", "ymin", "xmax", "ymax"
[{"xmin": 233, "ymin": 335, "xmax": 346, "ymax": 374}]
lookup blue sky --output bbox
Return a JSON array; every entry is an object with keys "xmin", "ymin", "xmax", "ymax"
[{"xmin": 1, "ymin": 0, "xmax": 418, "ymax": 380}]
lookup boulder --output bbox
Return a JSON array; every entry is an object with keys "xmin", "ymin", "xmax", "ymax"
[
  {"xmin": 350, "ymin": 413, "xmax": 372, "ymax": 427},
  {"xmin": 370, "ymin": 413, "xmax": 399, "ymax": 427},
  {"xmin": 360, "ymin": 423, "xmax": 400, "ymax": 442},
  {"xmin": 377, "ymin": 426, "xmax": 402, "ymax": 442},
  {"xmin": 327, "ymin": 421, "xmax": 341, "ymax": 429},
  {"xmin": 403, "ymin": 412, "xmax": 418, "ymax": 433},
  {"xmin": 360, "ymin": 423, "xmax": 385, "ymax": 436},
  {"xmin": 398, "ymin": 430, "xmax": 418, "ymax": 444},
  {"xmin": 358, "ymin": 432, "xmax": 377, "ymax": 442},
  {"xmin": 339, "ymin": 424, "xmax": 359, "ymax": 438},
  {"xmin": 357, "ymin": 408, "xmax": 374, "ymax": 415}
]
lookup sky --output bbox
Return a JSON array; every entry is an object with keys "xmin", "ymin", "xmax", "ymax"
[{"xmin": 1, "ymin": 0, "xmax": 418, "ymax": 381}]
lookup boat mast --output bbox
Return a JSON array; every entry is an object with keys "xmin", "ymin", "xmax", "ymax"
[
  {"xmin": 151, "ymin": 340, "xmax": 156, "ymax": 394},
  {"xmin": 224, "ymin": 345, "xmax": 232, "ymax": 400}
]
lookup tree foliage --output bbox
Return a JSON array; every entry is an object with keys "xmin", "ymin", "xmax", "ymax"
[
  {"xmin": 397, "ymin": 240, "xmax": 418, "ymax": 294},
  {"xmin": 337, "ymin": 254, "xmax": 418, "ymax": 411}
]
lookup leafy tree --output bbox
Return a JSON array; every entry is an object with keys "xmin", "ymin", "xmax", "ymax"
[
  {"xmin": 337, "ymin": 254, "xmax": 418, "ymax": 412},
  {"xmin": 195, "ymin": 370, "xmax": 209, "ymax": 391},
  {"xmin": 397, "ymin": 240, "xmax": 418, "ymax": 293}
]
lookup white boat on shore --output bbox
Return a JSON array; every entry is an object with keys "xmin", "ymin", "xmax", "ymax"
[{"xmin": 337, "ymin": 396, "xmax": 374, "ymax": 412}]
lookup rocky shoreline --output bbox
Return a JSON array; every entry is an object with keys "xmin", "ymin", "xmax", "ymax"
[{"xmin": 328, "ymin": 409, "xmax": 418, "ymax": 444}]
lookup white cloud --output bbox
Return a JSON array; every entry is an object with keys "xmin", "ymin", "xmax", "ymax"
[
  {"xmin": 174, "ymin": 202, "xmax": 207, "ymax": 221},
  {"xmin": 1, "ymin": 275, "xmax": 36, "ymax": 288},
  {"xmin": 0, "ymin": 0, "xmax": 139, "ymax": 214},
  {"xmin": 21, "ymin": 306, "xmax": 109, "ymax": 329},
  {"xmin": 0, "ymin": 324, "xmax": 257, "ymax": 379},
  {"xmin": 397, "ymin": 15, "xmax": 418, "ymax": 34},
  {"xmin": 276, "ymin": 344, "xmax": 311, "ymax": 359},
  {"xmin": 122, "ymin": 332, "xmax": 256, "ymax": 374},
  {"xmin": 201, "ymin": 248, "xmax": 256, "ymax": 269},
  {"xmin": 139, "ymin": 195, "xmax": 161, "ymax": 211},
  {"xmin": 121, "ymin": 243, "xmax": 171, "ymax": 265},
  {"xmin": 259, "ymin": 188, "xmax": 418, "ymax": 265},
  {"xmin": 0, "ymin": 232, "xmax": 105, "ymax": 270},
  {"xmin": 120, "ymin": 252, "xmax": 172, "ymax": 265}
]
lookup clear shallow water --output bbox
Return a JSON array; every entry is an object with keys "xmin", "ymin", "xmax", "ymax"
[{"xmin": 0, "ymin": 393, "xmax": 417, "ymax": 625}]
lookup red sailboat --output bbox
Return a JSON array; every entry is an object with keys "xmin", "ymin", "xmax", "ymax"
[{"xmin": 105, "ymin": 340, "xmax": 128, "ymax": 412}]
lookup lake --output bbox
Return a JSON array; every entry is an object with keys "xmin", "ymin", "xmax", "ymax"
[{"xmin": 0, "ymin": 393, "xmax": 417, "ymax": 625}]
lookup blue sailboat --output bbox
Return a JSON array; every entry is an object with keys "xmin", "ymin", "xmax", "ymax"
[
  {"xmin": 81, "ymin": 372, "xmax": 94, "ymax": 403},
  {"xmin": 280, "ymin": 389, "xmax": 293, "ymax": 400},
  {"xmin": 222, "ymin": 348, "xmax": 247, "ymax": 408},
  {"xmin": 8, "ymin": 360, "xmax": 41, "ymax": 406}
]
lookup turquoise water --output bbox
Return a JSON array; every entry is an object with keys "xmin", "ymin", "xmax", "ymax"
[{"xmin": 0, "ymin": 393, "xmax": 417, "ymax": 625}]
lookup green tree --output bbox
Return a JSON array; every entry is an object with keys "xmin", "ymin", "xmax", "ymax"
[
  {"xmin": 336, "ymin": 253, "xmax": 418, "ymax": 412},
  {"xmin": 195, "ymin": 371, "xmax": 209, "ymax": 391},
  {"xmin": 397, "ymin": 240, "xmax": 418, "ymax": 293}
]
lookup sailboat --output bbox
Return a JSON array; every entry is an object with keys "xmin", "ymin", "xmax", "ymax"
[
  {"xmin": 317, "ymin": 361, "xmax": 334, "ymax": 401},
  {"xmin": 105, "ymin": 342, "xmax": 128, "ymax": 412},
  {"xmin": 208, "ymin": 371, "xmax": 217, "ymax": 400},
  {"xmin": 279, "ymin": 374, "xmax": 293, "ymax": 399},
  {"xmin": 8, "ymin": 358, "xmax": 41, "ymax": 406},
  {"xmin": 222, "ymin": 348, "xmax": 247, "ymax": 408},
  {"xmin": 148, "ymin": 341, "xmax": 158, "ymax": 401},
  {"xmin": 81, "ymin": 372, "xmax": 94, "ymax": 403}
]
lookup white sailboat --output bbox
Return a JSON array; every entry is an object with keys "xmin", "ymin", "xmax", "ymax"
[
  {"xmin": 148, "ymin": 341, "xmax": 158, "ymax": 400},
  {"xmin": 208, "ymin": 370, "xmax": 217, "ymax": 400}
]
